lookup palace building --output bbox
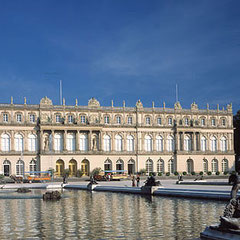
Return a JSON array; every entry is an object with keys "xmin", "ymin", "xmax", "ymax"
[{"xmin": 0, "ymin": 96, "xmax": 235, "ymax": 177}]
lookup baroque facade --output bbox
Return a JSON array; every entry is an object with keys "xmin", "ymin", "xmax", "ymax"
[{"xmin": 0, "ymin": 96, "xmax": 235, "ymax": 177}]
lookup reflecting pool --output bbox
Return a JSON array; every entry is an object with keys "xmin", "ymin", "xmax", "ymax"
[{"xmin": 0, "ymin": 189, "xmax": 225, "ymax": 239}]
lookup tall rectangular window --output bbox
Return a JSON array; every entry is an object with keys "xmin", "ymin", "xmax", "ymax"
[
  {"xmin": 211, "ymin": 118, "xmax": 216, "ymax": 126},
  {"xmin": 201, "ymin": 118, "xmax": 205, "ymax": 126},
  {"xmin": 3, "ymin": 114, "xmax": 8, "ymax": 122},
  {"xmin": 80, "ymin": 115, "xmax": 86, "ymax": 123},
  {"xmin": 157, "ymin": 118, "xmax": 162, "ymax": 125},
  {"xmin": 68, "ymin": 115, "xmax": 73, "ymax": 123},
  {"xmin": 29, "ymin": 114, "xmax": 35, "ymax": 123},
  {"xmin": 16, "ymin": 114, "xmax": 22, "ymax": 123},
  {"xmin": 168, "ymin": 118, "xmax": 172, "ymax": 125},
  {"xmin": 104, "ymin": 116, "xmax": 110, "ymax": 124},
  {"xmin": 56, "ymin": 115, "xmax": 61, "ymax": 123},
  {"xmin": 146, "ymin": 117, "xmax": 151, "ymax": 125},
  {"xmin": 116, "ymin": 116, "xmax": 121, "ymax": 124},
  {"xmin": 222, "ymin": 119, "xmax": 226, "ymax": 126},
  {"xmin": 127, "ymin": 116, "xmax": 132, "ymax": 125}
]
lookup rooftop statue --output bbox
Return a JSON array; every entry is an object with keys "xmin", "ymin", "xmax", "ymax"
[
  {"xmin": 88, "ymin": 97, "xmax": 100, "ymax": 108},
  {"xmin": 40, "ymin": 96, "xmax": 53, "ymax": 106},
  {"xmin": 174, "ymin": 101, "xmax": 182, "ymax": 110},
  {"xmin": 191, "ymin": 102, "xmax": 198, "ymax": 111},
  {"xmin": 136, "ymin": 99, "xmax": 143, "ymax": 109}
]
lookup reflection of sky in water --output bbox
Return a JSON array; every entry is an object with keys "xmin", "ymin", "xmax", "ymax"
[{"xmin": 0, "ymin": 190, "xmax": 225, "ymax": 239}]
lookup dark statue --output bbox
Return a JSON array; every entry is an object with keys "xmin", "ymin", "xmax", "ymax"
[
  {"xmin": 43, "ymin": 191, "xmax": 61, "ymax": 201},
  {"xmin": 144, "ymin": 176, "xmax": 161, "ymax": 187},
  {"xmin": 210, "ymin": 173, "xmax": 240, "ymax": 233}
]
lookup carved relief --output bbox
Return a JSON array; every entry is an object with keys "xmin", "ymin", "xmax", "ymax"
[
  {"xmin": 88, "ymin": 98, "xmax": 100, "ymax": 108},
  {"xmin": 40, "ymin": 96, "xmax": 53, "ymax": 106}
]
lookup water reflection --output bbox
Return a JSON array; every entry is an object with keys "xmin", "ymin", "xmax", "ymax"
[{"xmin": 0, "ymin": 190, "xmax": 225, "ymax": 239}]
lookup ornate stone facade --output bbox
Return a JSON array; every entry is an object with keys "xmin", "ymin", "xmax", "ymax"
[{"xmin": 0, "ymin": 97, "xmax": 235, "ymax": 177}]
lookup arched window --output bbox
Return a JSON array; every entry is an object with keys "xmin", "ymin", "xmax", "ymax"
[
  {"xmin": 201, "ymin": 136, "xmax": 207, "ymax": 152},
  {"xmin": 187, "ymin": 159, "xmax": 194, "ymax": 173},
  {"xmin": 222, "ymin": 159, "xmax": 229, "ymax": 172},
  {"xmin": 15, "ymin": 133, "xmax": 23, "ymax": 152},
  {"xmin": 67, "ymin": 133, "xmax": 76, "ymax": 152},
  {"xmin": 210, "ymin": 136, "xmax": 217, "ymax": 152},
  {"xmin": 220, "ymin": 136, "xmax": 227, "ymax": 152},
  {"xmin": 29, "ymin": 159, "xmax": 37, "ymax": 176},
  {"xmin": 54, "ymin": 133, "xmax": 63, "ymax": 152},
  {"xmin": 145, "ymin": 135, "xmax": 153, "ymax": 152},
  {"xmin": 104, "ymin": 158, "xmax": 112, "ymax": 171},
  {"xmin": 116, "ymin": 159, "xmax": 124, "ymax": 171},
  {"xmin": 127, "ymin": 135, "xmax": 134, "ymax": 152},
  {"xmin": 103, "ymin": 135, "xmax": 111, "ymax": 152},
  {"xmin": 146, "ymin": 159, "xmax": 153, "ymax": 174},
  {"xmin": 3, "ymin": 160, "xmax": 11, "ymax": 176},
  {"xmin": 157, "ymin": 159, "xmax": 164, "ymax": 173},
  {"xmin": 1, "ymin": 133, "xmax": 10, "ymax": 152},
  {"xmin": 203, "ymin": 159, "xmax": 208, "ymax": 173},
  {"xmin": 16, "ymin": 160, "xmax": 24, "ymax": 176},
  {"xmin": 211, "ymin": 159, "xmax": 218, "ymax": 173},
  {"xmin": 167, "ymin": 135, "xmax": 175, "ymax": 152},
  {"xmin": 184, "ymin": 135, "xmax": 192, "ymax": 151},
  {"xmin": 115, "ymin": 135, "xmax": 122, "ymax": 152},
  {"xmin": 79, "ymin": 133, "xmax": 88, "ymax": 151},
  {"xmin": 28, "ymin": 134, "xmax": 37, "ymax": 152},
  {"xmin": 156, "ymin": 135, "xmax": 163, "ymax": 152},
  {"xmin": 168, "ymin": 159, "xmax": 174, "ymax": 174}
]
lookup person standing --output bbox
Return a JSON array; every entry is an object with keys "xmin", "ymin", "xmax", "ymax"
[
  {"xmin": 136, "ymin": 175, "xmax": 140, "ymax": 187},
  {"xmin": 132, "ymin": 175, "xmax": 136, "ymax": 187}
]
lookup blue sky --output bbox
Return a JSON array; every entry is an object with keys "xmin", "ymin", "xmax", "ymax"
[{"xmin": 0, "ymin": 0, "xmax": 239, "ymax": 112}]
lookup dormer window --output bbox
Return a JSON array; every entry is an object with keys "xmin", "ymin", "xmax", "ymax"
[
  {"xmin": 80, "ymin": 115, "xmax": 86, "ymax": 123},
  {"xmin": 222, "ymin": 119, "xmax": 226, "ymax": 126},
  {"xmin": 104, "ymin": 116, "xmax": 110, "ymax": 124},
  {"xmin": 29, "ymin": 114, "xmax": 35, "ymax": 123},
  {"xmin": 116, "ymin": 116, "xmax": 121, "ymax": 124},
  {"xmin": 68, "ymin": 115, "xmax": 73, "ymax": 123},
  {"xmin": 211, "ymin": 118, "xmax": 216, "ymax": 126},
  {"xmin": 128, "ymin": 116, "xmax": 133, "ymax": 125},
  {"xmin": 56, "ymin": 115, "xmax": 61, "ymax": 123},
  {"xmin": 16, "ymin": 114, "xmax": 22, "ymax": 123},
  {"xmin": 3, "ymin": 113, "xmax": 8, "ymax": 123},
  {"xmin": 146, "ymin": 117, "xmax": 151, "ymax": 125}
]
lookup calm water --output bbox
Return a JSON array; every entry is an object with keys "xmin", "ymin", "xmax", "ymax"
[{"xmin": 0, "ymin": 189, "xmax": 225, "ymax": 240}]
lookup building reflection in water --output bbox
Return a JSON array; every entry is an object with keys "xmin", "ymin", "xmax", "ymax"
[{"xmin": 0, "ymin": 190, "xmax": 225, "ymax": 239}]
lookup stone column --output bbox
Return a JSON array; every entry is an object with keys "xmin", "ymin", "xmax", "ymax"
[
  {"xmin": 192, "ymin": 132, "xmax": 195, "ymax": 151},
  {"xmin": 227, "ymin": 133, "xmax": 231, "ymax": 151},
  {"xmin": 76, "ymin": 130, "xmax": 79, "ymax": 151},
  {"xmin": 123, "ymin": 132, "xmax": 126, "ymax": 152},
  {"xmin": 11, "ymin": 130, "xmax": 15, "ymax": 151},
  {"xmin": 24, "ymin": 131, "xmax": 28, "ymax": 152},
  {"xmin": 88, "ymin": 130, "xmax": 92, "ymax": 151},
  {"xmin": 153, "ymin": 132, "xmax": 156, "ymax": 152},
  {"xmin": 175, "ymin": 132, "xmax": 179, "ymax": 151},
  {"xmin": 206, "ymin": 133, "xmax": 210, "ymax": 151},
  {"xmin": 163, "ymin": 132, "xmax": 166, "ymax": 152},
  {"xmin": 63, "ymin": 130, "xmax": 67, "ymax": 151},
  {"xmin": 111, "ymin": 132, "xmax": 114, "ymax": 152},
  {"xmin": 51, "ymin": 130, "xmax": 55, "ymax": 152},
  {"xmin": 182, "ymin": 132, "xmax": 185, "ymax": 151},
  {"xmin": 217, "ymin": 133, "xmax": 220, "ymax": 152},
  {"xmin": 39, "ymin": 130, "xmax": 43, "ymax": 152},
  {"xmin": 98, "ymin": 131, "xmax": 102, "ymax": 151}
]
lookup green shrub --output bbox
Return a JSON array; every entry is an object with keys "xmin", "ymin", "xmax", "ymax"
[
  {"xmin": 182, "ymin": 171, "xmax": 187, "ymax": 176},
  {"xmin": 199, "ymin": 171, "xmax": 204, "ymax": 175},
  {"xmin": 174, "ymin": 171, "xmax": 179, "ymax": 176},
  {"xmin": 0, "ymin": 174, "xmax": 4, "ymax": 180},
  {"xmin": 191, "ymin": 171, "xmax": 196, "ymax": 175},
  {"xmin": 215, "ymin": 171, "xmax": 220, "ymax": 175},
  {"xmin": 76, "ymin": 169, "xmax": 84, "ymax": 178},
  {"xmin": 139, "ymin": 169, "xmax": 146, "ymax": 175},
  {"xmin": 158, "ymin": 172, "xmax": 163, "ymax": 176},
  {"xmin": 231, "ymin": 171, "xmax": 236, "ymax": 175},
  {"xmin": 63, "ymin": 169, "xmax": 70, "ymax": 177},
  {"xmin": 165, "ymin": 172, "xmax": 170, "ymax": 176},
  {"xmin": 207, "ymin": 171, "xmax": 212, "ymax": 175},
  {"xmin": 224, "ymin": 171, "xmax": 229, "ymax": 175}
]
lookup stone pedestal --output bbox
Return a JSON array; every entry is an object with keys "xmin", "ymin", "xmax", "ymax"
[
  {"xmin": 201, "ymin": 225, "xmax": 240, "ymax": 240},
  {"xmin": 141, "ymin": 186, "xmax": 159, "ymax": 195}
]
